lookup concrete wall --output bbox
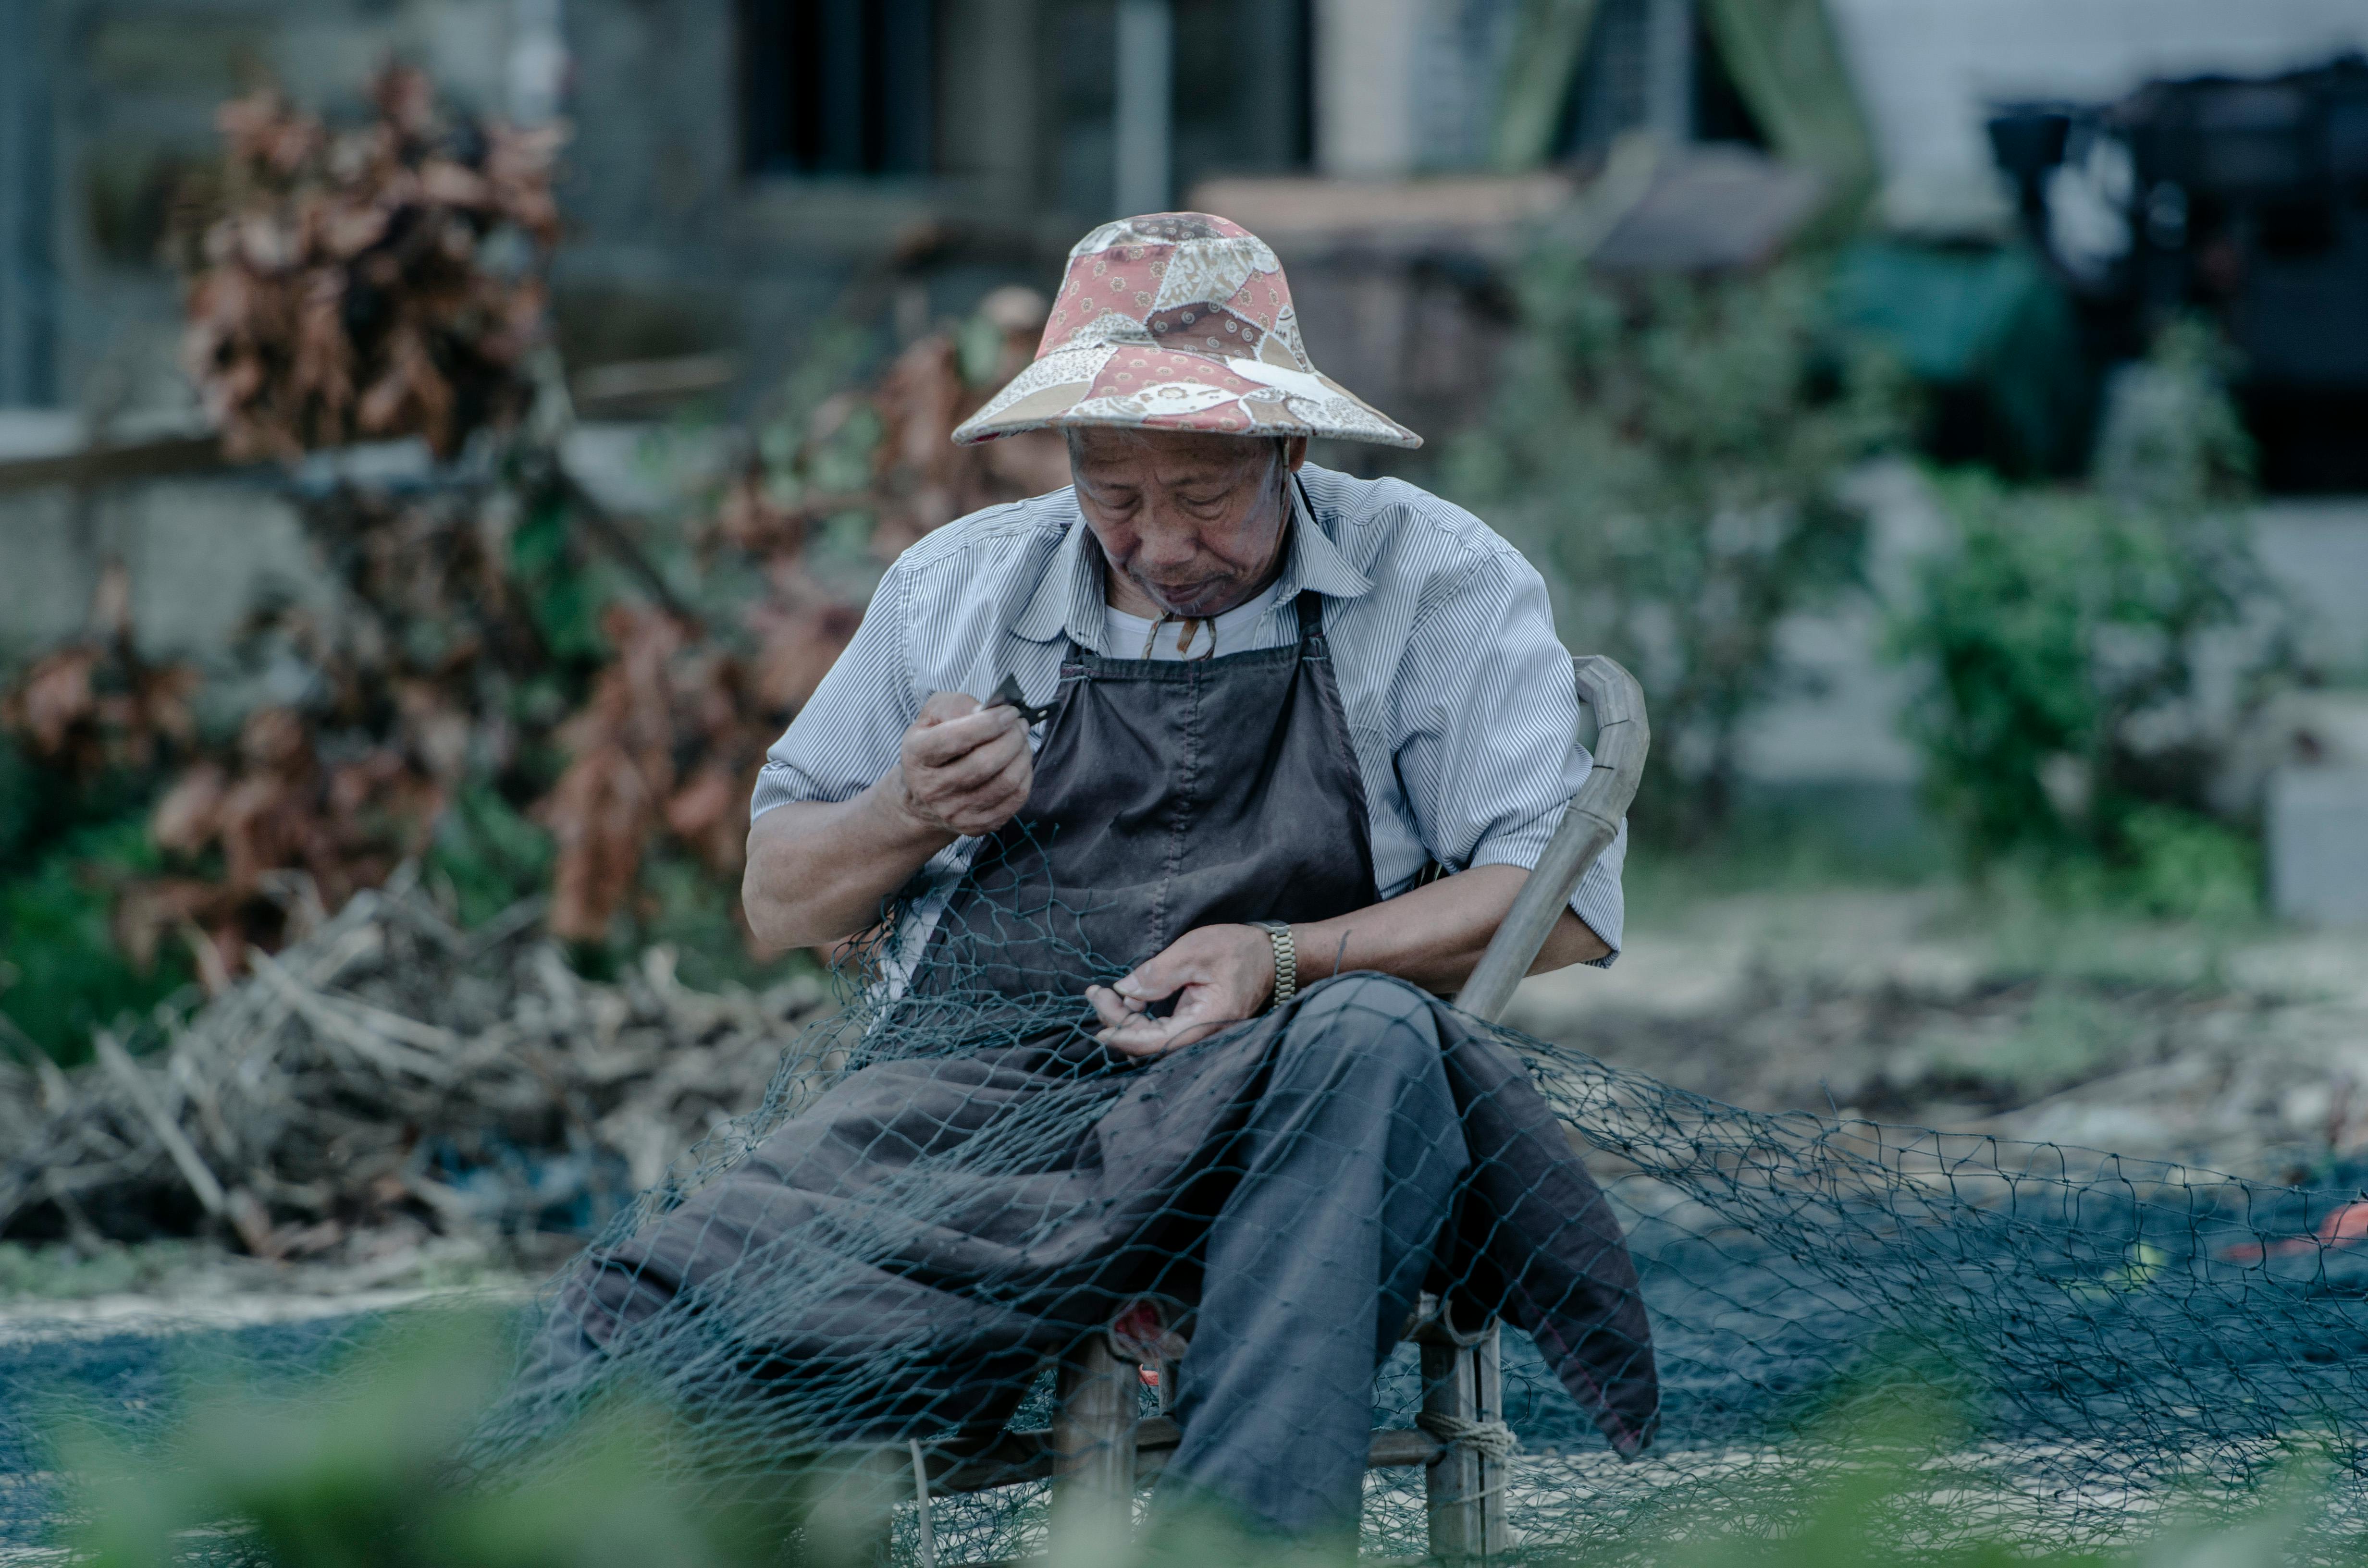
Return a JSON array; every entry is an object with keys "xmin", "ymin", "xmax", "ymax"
[
  {"xmin": 17, "ymin": 0, "xmax": 1343, "ymax": 427},
  {"xmin": 0, "ymin": 420, "xmax": 704, "ymax": 675}
]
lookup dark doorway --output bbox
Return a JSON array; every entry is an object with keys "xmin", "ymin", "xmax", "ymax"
[{"xmin": 741, "ymin": 0, "xmax": 935, "ymax": 177}]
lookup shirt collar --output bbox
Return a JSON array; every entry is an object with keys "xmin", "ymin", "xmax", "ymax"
[{"xmin": 1012, "ymin": 476, "xmax": 1373, "ymax": 646}]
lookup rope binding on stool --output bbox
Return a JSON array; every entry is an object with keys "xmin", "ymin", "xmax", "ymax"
[{"xmin": 1416, "ymin": 1411, "xmax": 1521, "ymax": 1463}]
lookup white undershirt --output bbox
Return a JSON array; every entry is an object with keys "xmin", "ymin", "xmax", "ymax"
[{"xmin": 1098, "ymin": 578, "xmax": 1292, "ymax": 661}]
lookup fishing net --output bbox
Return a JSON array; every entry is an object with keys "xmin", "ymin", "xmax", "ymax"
[
  {"xmin": 417, "ymin": 833, "xmax": 2368, "ymax": 1564},
  {"xmin": 15, "ymin": 840, "xmax": 2368, "ymax": 1561}
]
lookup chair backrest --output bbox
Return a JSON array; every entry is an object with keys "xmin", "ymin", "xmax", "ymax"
[{"xmin": 1458, "ymin": 653, "xmax": 1650, "ymax": 1023}]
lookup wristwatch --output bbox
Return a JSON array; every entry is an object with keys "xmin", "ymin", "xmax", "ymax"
[{"xmin": 1252, "ymin": 920, "xmax": 1297, "ymax": 1009}]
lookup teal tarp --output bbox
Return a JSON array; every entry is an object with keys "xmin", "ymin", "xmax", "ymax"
[{"xmin": 1830, "ymin": 240, "xmax": 2097, "ymax": 476}]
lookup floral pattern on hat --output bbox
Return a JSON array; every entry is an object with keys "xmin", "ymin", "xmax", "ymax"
[{"xmin": 952, "ymin": 212, "xmax": 1420, "ymax": 449}]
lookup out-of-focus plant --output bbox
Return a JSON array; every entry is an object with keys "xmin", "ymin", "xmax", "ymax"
[
  {"xmin": 0, "ymin": 53, "xmax": 1071, "ymax": 1060},
  {"xmin": 1889, "ymin": 322, "xmax": 2288, "ymax": 920},
  {"xmin": 59, "ymin": 1312, "xmax": 802, "ymax": 1568},
  {"xmin": 174, "ymin": 65, "xmax": 564, "ymax": 463},
  {"xmin": 1447, "ymin": 257, "xmax": 1908, "ymax": 843},
  {"xmin": 50, "ymin": 1319, "xmax": 2335, "ymax": 1568},
  {"xmin": 0, "ymin": 566, "xmax": 203, "ymax": 1061},
  {"xmin": 532, "ymin": 286, "xmax": 1067, "ymax": 950}
]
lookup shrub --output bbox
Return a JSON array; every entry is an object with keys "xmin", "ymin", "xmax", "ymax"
[
  {"xmin": 1447, "ymin": 256, "xmax": 1907, "ymax": 843},
  {"xmin": 1889, "ymin": 323, "xmax": 2287, "ymax": 917}
]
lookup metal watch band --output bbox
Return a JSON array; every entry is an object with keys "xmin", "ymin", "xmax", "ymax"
[{"xmin": 1254, "ymin": 920, "xmax": 1296, "ymax": 1008}]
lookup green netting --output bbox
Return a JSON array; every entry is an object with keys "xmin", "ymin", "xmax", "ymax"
[
  {"xmin": 419, "ymin": 836, "xmax": 2368, "ymax": 1561},
  {"xmin": 19, "ymin": 841, "xmax": 2368, "ymax": 1562}
]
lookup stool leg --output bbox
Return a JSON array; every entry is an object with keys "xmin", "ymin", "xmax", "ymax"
[
  {"xmin": 1049, "ymin": 1335, "xmax": 1137, "ymax": 1564},
  {"xmin": 1422, "ymin": 1331, "xmax": 1482, "ymax": 1561},
  {"xmin": 1422, "ymin": 1320, "xmax": 1509, "ymax": 1562},
  {"xmin": 1474, "ymin": 1322, "xmax": 1509, "ymax": 1556}
]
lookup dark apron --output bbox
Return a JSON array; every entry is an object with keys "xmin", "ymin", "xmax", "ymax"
[
  {"xmin": 907, "ymin": 588, "xmax": 1374, "ymax": 1009},
  {"xmin": 547, "ymin": 583, "xmax": 1658, "ymax": 1456}
]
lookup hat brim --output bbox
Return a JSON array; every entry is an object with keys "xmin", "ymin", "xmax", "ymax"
[{"xmin": 952, "ymin": 341, "xmax": 1422, "ymax": 450}]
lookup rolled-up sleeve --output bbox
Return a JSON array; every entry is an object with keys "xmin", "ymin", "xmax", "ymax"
[
  {"xmin": 1389, "ymin": 547, "xmax": 1626, "ymax": 965},
  {"xmin": 750, "ymin": 566, "xmax": 919, "ymax": 819}
]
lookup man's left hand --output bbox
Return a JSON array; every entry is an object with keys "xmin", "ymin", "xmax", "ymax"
[{"xmin": 1086, "ymin": 924, "xmax": 1277, "ymax": 1056}]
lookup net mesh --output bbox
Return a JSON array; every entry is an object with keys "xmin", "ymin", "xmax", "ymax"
[
  {"xmin": 15, "ymin": 841, "xmax": 2368, "ymax": 1561},
  {"xmin": 431, "ymin": 837, "xmax": 2368, "ymax": 1561}
]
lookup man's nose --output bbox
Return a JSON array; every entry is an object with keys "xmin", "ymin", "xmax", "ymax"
[{"xmin": 1132, "ymin": 508, "xmax": 1205, "ymax": 572}]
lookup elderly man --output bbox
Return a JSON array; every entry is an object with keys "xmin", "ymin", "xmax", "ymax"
[{"xmin": 537, "ymin": 214, "xmax": 1654, "ymax": 1544}]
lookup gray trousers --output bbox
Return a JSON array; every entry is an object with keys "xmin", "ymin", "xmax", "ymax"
[
  {"xmin": 1153, "ymin": 974, "xmax": 1470, "ymax": 1537},
  {"xmin": 523, "ymin": 976, "xmax": 1472, "ymax": 1541}
]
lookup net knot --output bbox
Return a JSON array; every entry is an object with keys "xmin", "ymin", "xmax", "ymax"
[{"xmin": 1416, "ymin": 1412, "xmax": 1521, "ymax": 1462}]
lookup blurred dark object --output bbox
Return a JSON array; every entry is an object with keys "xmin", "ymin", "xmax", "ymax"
[
  {"xmin": 1989, "ymin": 53, "xmax": 2368, "ymax": 491},
  {"xmin": 1986, "ymin": 106, "xmax": 2073, "ymax": 225}
]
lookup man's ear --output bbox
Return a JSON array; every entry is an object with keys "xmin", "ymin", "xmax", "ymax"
[{"xmin": 1282, "ymin": 435, "xmax": 1308, "ymax": 474}]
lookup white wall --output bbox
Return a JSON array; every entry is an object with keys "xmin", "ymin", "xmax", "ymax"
[{"xmin": 1314, "ymin": 0, "xmax": 1424, "ymax": 177}]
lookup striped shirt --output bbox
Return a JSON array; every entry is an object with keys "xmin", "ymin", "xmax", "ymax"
[{"xmin": 752, "ymin": 462, "xmax": 1626, "ymax": 968}]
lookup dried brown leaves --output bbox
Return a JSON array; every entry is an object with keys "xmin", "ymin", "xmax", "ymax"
[
  {"xmin": 137, "ymin": 705, "xmax": 444, "ymax": 980},
  {"xmin": 533, "ymin": 290, "xmax": 1068, "ymax": 946},
  {"xmin": 178, "ymin": 64, "xmax": 564, "ymax": 463},
  {"xmin": 0, "ymin": 562, "xmax": 197, "ymax": 781},
  {"xmin": 866, "ymin": 291, "xmax": 1070, "ymax": 554}
]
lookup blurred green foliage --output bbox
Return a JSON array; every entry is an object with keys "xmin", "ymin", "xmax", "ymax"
[
  {"xmin": 1448, "ymin": 256, "xmax": 1908, "ymax": 843},
  {"xmin": 425, "ymin": 784, "xmax": 557, "ymax": 933},
  {"xmin": 0, "ymin": 816, "xmax": 191, "ymax": 1066},
  {"xmin": 61, "ymin": 1313, "xmax": 784, "ymax": 1568},
  {"xmin": 46, "ymin": 1314, "xmax": 2333, "ymax": 1568},
  {"xmin": 1890, "ymin": 323, "xmax": 2285, "ymax": 920},
  {"xmin": 0, "ymin": 673, "xmax": 201, "ymax": 1061}
]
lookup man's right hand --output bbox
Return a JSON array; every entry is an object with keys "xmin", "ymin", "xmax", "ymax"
[
  {"xmin": 743, "ymin": 690, "xmax": 1034, "ymax": 952},
  {"xmin": 888, "ymin": 691, "xmax": 1035, "ymax": 840}
]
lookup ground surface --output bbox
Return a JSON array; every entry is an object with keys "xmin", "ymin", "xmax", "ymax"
[
  {"xmin": 3, "ymin": 881, "xmax": 2359, "ymax": 1314},
  {"xmin": 1507, "ymin": 883, "xmax": 2368, "ymax": 1181},
  {"xmin": 0, "ymin": 881, "xmax": 2359, "ymax": 1557}
]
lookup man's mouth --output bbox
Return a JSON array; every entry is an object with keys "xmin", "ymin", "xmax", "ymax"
[{"xmin": 1138, "ymin": 575, "xmax": 1231, "ymax": 615}]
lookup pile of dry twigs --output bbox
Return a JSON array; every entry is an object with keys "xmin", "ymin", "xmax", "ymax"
[{"xmin": 0, "ymin": 871, "xmax": 834, "ymax": 1263}]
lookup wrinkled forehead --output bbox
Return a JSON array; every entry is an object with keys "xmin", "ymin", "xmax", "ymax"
[{"xmin": 1065, "ymin": 427, "xmax": 1285, "ymax": 487}]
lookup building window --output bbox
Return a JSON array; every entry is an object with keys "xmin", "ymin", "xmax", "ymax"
[
  {"xmin": 740, "ymin": 0, "xmax": 935, "ymax": 177},
  {"xmin": 0, "ymin": 0, "xmax": 57, "ymax": 404},
  {"xmin": 1554, "ymin": 0, "xmax": 1766, "ymax": 159},
  {"xmin": 1054, "ymin": 0, "xmax": 1312, "ymax": 220}
]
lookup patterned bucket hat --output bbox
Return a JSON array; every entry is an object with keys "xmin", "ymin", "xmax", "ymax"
[{"xmin": 951, "ymin": 212, "xmax": 1422, "ymax": 450}]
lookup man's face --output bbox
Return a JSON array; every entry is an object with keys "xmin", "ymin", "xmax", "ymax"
[{"xmin": 1068, "ymin": 429, "xmax": 1308, "ymax": 619}]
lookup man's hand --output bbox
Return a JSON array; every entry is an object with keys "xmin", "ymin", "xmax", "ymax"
[
  {"xmin": 889, "ymin": 691, "xmax": 1033, "ymax": 839},
  {"xmin": 742, "ymin": 689, "xmax": 1034, "ymax": 951},
  {"xmin": 1086, "ymin": 924, "xmax": 1277, "ymax": 1057}
]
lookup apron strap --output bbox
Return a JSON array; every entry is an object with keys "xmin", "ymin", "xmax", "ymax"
[{"xmin": 1293, "ymin": 589, "xmax": 1328, "ymax": 657}]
